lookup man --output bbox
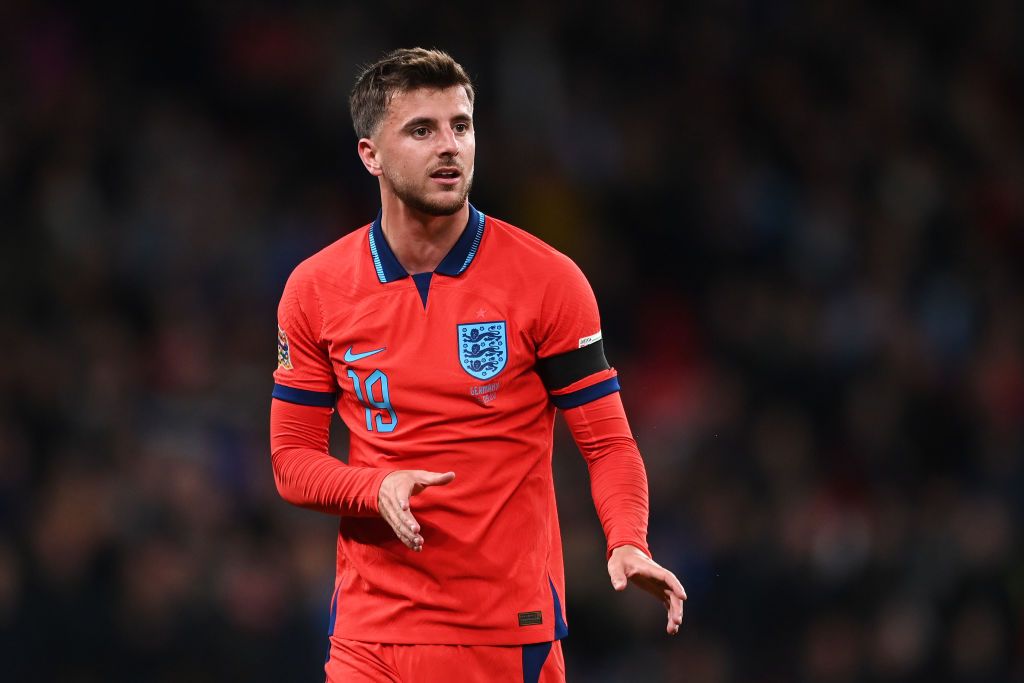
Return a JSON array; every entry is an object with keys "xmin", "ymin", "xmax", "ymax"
[{"xmin": 270, "ymin": 48, "xmax": 685, "ymax": 683}]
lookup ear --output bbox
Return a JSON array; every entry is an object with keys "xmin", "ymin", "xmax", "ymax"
[{"xmin": 357, "ymin": 138, "xmax": 383, "ymax": 177}]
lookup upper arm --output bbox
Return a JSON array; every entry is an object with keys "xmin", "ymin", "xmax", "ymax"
[
  {"xmin": 272, "ymin": 271, "xmax": 337, "ymax": 408},
  {"xmin": 534, "ymin": 256, "xmax": 620, "ymax": 409}
]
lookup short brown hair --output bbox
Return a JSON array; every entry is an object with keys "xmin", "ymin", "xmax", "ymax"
[{"xmin": 349, "ymin": 48, "xmax": 475, "ymax": 139}]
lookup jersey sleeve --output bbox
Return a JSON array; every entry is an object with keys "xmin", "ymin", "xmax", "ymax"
[
  {"xmin": 270, "ymin": 399, "xmax": 392, "ymax": 517},
  {"xmin": 562, "ymin": 391, "xmax": 651, "ymax": 558},
  {"xmin": 269, "ymin": 269, "xmax": 391, "ymax": 517},
  {"xmin": 534, "ymin": 256, "xmax": 620, "ymax": 408},
  {"xmin": 272, "ymin": 270, "xmax": 338, "ymax": 407}
]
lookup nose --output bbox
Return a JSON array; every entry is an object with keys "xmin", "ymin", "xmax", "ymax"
[{"xmin": 436, "ymin": 126, "xmax": 459, "ymax": 157}]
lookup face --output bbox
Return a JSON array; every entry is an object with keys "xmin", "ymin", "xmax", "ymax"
[{"xmin": 360, "ymin": 86, "xmax": 475, "ymax": 217}]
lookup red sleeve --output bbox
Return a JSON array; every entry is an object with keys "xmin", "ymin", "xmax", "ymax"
[
  {"xmin": 535, "ymin": 254, "xmax": 603, "ymax": 361},
  {"xmin": 273, "ymin": 268, "xmax": 337, "ymax": 406},
  {"xmin": 562, "ymin": 391, "xmax": 652, "ymax": 559},
  {"xmin": 534, "ymin": 253, "xmax": 620, "ymax": 407},
  {"xmin": 270, "ymin": 398, "xmax": 393, "ymax": 516}
]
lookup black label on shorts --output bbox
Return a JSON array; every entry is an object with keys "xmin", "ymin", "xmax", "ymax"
[{"xmin": 518, "ymin": 611, "xmax": 543, "ymax": 626}]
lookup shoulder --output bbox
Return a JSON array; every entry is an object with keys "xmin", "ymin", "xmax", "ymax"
[{"xmin": 278, "ymin": 224, "xmax": 372, "ymax": 330}]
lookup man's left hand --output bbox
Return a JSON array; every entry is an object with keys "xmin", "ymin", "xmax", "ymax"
[{"xmin": 607, "ymin": 545, "xmax": 686, "ymax": 635}]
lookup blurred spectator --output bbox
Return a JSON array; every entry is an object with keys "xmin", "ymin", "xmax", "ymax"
[{"xmin": 1, "ymin": 1, "xmax": 1021, "ymax": 681}]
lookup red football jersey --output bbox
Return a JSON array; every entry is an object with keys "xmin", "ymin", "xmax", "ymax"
[{"xmin": 272, "ymin": 205, "xmax": 623, "ymax": 645}]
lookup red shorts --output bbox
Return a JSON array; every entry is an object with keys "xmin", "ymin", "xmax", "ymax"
[{"xmin": 325, "ymin": 636, "xmax": 565, "ymax": 683}]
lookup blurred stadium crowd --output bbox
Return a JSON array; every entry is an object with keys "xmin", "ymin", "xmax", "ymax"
[{"xmin": 1, "ymin": 1, "xmax": 1022, "ymax": 681}]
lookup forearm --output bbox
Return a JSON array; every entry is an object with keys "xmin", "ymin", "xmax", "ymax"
[
  {"xmin": 563, "ymin": 391, "xmax": 652, "ymax": 558},
  {"xmin": 270, "ymin": 398, "xmax": 391, "ymax": 516}
]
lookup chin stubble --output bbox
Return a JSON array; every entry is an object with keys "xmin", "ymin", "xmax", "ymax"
[{"xmin": 387, "ymin": 169, "xmax": 474, "ymax": 217}]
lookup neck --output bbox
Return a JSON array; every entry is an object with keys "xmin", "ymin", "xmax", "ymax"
[{"xmin": 379, "ymin": 192, "xmax": 469, "ymax": 275}]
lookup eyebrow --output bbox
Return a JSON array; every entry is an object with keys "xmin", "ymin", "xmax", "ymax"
[{"xmin": 402, "ymin": 114, "xmax": 472, "ymax": 129}]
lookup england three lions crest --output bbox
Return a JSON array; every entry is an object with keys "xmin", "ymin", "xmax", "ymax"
[{"xmin": 458, "ymin": 321, "xmax": 507, "ymax": 380}]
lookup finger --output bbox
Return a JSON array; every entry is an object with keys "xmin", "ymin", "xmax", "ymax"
[
  {"xmin": 390, "ymin": 494, "xmax": 422, "ymax": 535},
  {"xmin": 627, "ymin": 569, "xmax": 667, "ymax": 598},
  {"xmin": 401, "ymin": 512, "xmax": 424, "ymax": 549},
  {"xmin": 397, "ymin": 500, "xmax": 419, "ymax": 533},
  {"xmin": 380, "ymin": 498, "xmax": 423, "ymax": 550},
  {"xmin": 618, "ymin": 559, "xmax": 685, "ymax": 635},
  {"xmin": 664, "ymin": 570, "xmax": 687, "ymax": 601},
  {"xmin": 669, "ymin": 590, "xmax": 683, "ymax": 623},
  {"xmin": 406, "ymin": 513, "xmax": 424, "ymax": 546},
  {"xmin": 382, "ymin": 490, "xmax": 417, "ymax": 531},
  {"xmin": 629, "ymin": 575, "xmax": 679, "ymax": 634},
  {"xmin": 394, "ymin": 521, "xmax": 423, "ymax": 550},
  {"xmin": 382, "ymin": 482, "xmax": 426, "ymax": 550},
  {"xmin": 631, "ymin": 575, "xmax": 682, "ymax": 628},
  {"xmin": 379, "ymin": 500, "xmax": 411, "ymax": 546},
  {"xmin": 667, "ymin": 592, "xmax": 683, "ymax": 635},
  {"xmin": 631, "ymin": 563, "xmax": 687, "ymax": 602}
]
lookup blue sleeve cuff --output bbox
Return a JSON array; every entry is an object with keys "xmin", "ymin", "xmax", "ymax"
[
  {"xmin": 272, "ymin": 383, "xmax": 337, "ymax": 407},
  {"xmin": 550, "ymin": 376, "xmax": 620, "ymax": 409}
]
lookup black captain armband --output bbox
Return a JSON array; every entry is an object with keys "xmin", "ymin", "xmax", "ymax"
[
  {"xmin": 272, "ymin": 383, "xmax": 337, "ymax": 408},
  {"xmin": 537, "ymin": 339, "xmax": 611, "ymax": 391}
]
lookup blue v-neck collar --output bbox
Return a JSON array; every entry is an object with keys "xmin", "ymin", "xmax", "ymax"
[{"xmin": 367, "ymin": 203, "xmax": 486, "ymax": 283}]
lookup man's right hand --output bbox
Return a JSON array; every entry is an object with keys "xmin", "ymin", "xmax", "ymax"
[{"xmin": 377, "ymin": 470, "xmax": 455, "ymax": 551}]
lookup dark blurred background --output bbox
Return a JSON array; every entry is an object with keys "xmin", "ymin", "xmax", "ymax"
[{"xmin": 2, "ymin": 1, "xmax": 1022, "ymax": 681}]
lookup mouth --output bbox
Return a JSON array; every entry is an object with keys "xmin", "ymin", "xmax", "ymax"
[{"xmin": 430, "ymin": 167, "xmax": 462, "ymax": 186}]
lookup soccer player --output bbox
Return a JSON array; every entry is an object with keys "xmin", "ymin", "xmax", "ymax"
[{"xmin": 270, "ymin": 48, "xmax": 685, "ymax": 682}]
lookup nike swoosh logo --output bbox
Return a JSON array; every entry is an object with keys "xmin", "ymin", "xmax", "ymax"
[{"xmin": 344, "ymin": 346, "xmax": 386, "ymax": 362}]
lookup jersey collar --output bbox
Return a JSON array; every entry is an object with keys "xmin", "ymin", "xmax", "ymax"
[{"xmin": 368, "ymin": 203, "xmax": 486, "ymax": 283}]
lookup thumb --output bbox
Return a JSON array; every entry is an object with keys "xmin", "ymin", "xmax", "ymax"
[
  {"xmin": 609, "ymin": 562, "xmax": 628, "ymax": 591},
  {"xmin": 416, "ymin": 470, "xmax": 456, "ymax": 487}
]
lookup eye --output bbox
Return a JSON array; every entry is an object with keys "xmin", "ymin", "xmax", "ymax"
[
  {"xmin": 453, "ymin": 122, "xmax": 470, "ymax": 134},
  {"xmin": 412, "ymin": 127, "xmax": 429, "ymax": 138}
]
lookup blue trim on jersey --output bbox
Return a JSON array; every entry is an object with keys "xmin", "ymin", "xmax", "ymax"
[
  {"xmin": 549, "ymin": 577, "xmax": 569, "ymax": 639},
  {"xmin": 369, "ymin": 213, "xmax": 408, "ymax": 282},
  {"xmin": 327, "ymin": 584, "xmax": 340, "ymax": 636},
  {"xmin": 272, "ymin": 383, "xmax": 337, "ymax": 407},
  {"xmin": 550, "ymin": 376, "xmax": 621, "ymax": 409},
  {"xmin": 522, "ymin": 641, "xmax": 553, "ymax": 683},
  {"xmin": 368, "ymin": 204, "xmax": 484, "ymax": 283},
  {"xmin": 437, "ymin": 204, "xmax": 485, "ymax": 275},
  {"xmin": 367, "ymin": 225, "xmax": 388, "ymax": 283},
  {"xmin": 323, "ymin": 584, "xmax": 340, "ymax": 663},
  {"xmin": 412, "ymin": 272, "xmax": 432, "ymax": 307}
]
